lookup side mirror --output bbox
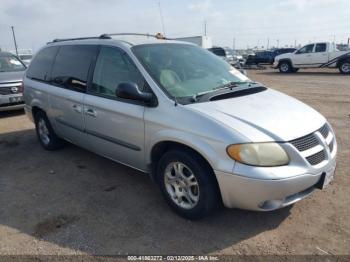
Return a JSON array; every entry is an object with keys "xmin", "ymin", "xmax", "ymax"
[{"xmin": 116, "ymin": 82, "xmax": 153, "ymax": 103}]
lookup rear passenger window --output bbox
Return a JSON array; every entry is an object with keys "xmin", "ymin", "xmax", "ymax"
[
  {"xmin": 91, "ymin": 46, "xmax": 146, "ymax": 98},
  {"xmin": 315, "ymin": 43, "xmax": 327, "ymax": 53},
  {"xmin": 26, "ymin": 47, "xmax": 58, "ymax": 82},
  {"xmin": 51, "ymin": 45, "xmax": 97, "ymax": 92}
]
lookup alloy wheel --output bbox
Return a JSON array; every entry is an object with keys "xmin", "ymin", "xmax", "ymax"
[
  {"xmin": 164, "ymin": 162, "xmax": 200, "ymax": 209},
  {"xmin": 38, "ymin": 118, "xmax": 50, "ymax": 145}
]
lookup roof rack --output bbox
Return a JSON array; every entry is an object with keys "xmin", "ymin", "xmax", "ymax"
[
  {"xmin": 47, "ymin": 33, "xmax": 171, "ymax": 44},
  {"xmin": 100, "ymin": 33, "xmax": 172, "ymax": 40},
  {"xmin": 48, "ymin": 35, "xmax": 111, "ymax": 44}
]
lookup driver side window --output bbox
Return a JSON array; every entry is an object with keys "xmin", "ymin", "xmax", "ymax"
[
  {"xmin": 91, "ymin": 46, "xmax": 146, "ymax": 98},
  {"xmin": 296, "ymin": 44, "xmax": 314, "ymax": 54}
]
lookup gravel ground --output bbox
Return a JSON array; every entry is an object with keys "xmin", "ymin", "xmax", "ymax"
[{"xmin": 0, "ymin": 68, "xmax": 349, "ymax": 257}]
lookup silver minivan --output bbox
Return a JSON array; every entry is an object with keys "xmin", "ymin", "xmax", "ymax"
[{"xmin": 24, "ymin": 34, "xmax": 337, "ymax": 219}]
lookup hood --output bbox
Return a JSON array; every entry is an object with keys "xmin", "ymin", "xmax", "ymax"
[
  {"xmin": 0, "ymin": 70, "xmax": 25, "ymax": 83},
  {"xmin": 187, "ymin": 89, "xmax": 325, "ymax": 142},
  {"xmin": 275, "ymin": 53, "xmax": 293, "ymax": 60}
]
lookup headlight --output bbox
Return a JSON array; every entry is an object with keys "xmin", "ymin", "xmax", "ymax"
[{"xmin": 227, "ymin": 143, "xmax": 289, "ymax": 167}]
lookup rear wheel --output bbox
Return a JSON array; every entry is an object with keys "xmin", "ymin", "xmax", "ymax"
[
  {"xmin": 34, "ymin": 111, "xmax": 64, "ymax": 150},
  {"xmin": 339, "ymin": 61, "xmax": 350, "ymax": 74},
  {"xmin": 156, "ymin": 149, "xmax": 219, "ymax": 220},
  {"xmin": 279, "ymin": 61, "xmax": 292, "ymax": 73}
]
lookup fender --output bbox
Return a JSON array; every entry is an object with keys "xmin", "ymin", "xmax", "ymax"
[
  {"xmin": 278, "ymin": 58, "xmax": 294, "ymax": 67},
  {"xmin": 336, "ymin": 53, "xmax": 350, "ymax": 67},
  {"xmin": 146, "ymin": 129, "xmax": 235, "ymax": 174}
]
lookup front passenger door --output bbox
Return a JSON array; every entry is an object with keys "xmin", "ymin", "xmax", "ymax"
[
  {"xmin": 293, "ymin": 44, "xmax": 314, "ymax": 67},
  {"xmin": 84, "ymin": 46, "xmax": 148, "ymax": 171}
]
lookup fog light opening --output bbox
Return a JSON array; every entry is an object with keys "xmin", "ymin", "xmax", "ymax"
[{"xmin": 258, "ymin": 199, "xmax": 284, "ymax": 210}]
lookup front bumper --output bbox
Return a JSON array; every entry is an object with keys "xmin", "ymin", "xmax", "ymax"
[
  {"xmin": 0, "ymin": 94, "xmax": 24, "ymax": 112},
  {"xmin": 215, "ymin": 156, "xmax": 336, "ymax": 211},
  {"xmin": 272, "ymin": 61, "xmax": 279, "ymax": 68}
]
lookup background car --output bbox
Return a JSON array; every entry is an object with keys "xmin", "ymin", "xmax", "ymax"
[
  {"xmin": 208, "ymin": 46, "xmax": 244, "ymax": 68},
  {"xmin": 18, "ymin": 54, "xmax": 33, "ymax": 66},
  {"xmin": 0, "ymin": 52, "xmax": 26, "ymax": 111},
  {"xmin": 246, "ymin": 48, "xmax": 296, "ymax": 65}
]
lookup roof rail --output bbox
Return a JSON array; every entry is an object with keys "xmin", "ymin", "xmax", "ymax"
[
  {"xmin": 47, "ymin": 35, "xmax": 111, "ymax": 44},
  {"xmin": 100, "ymin": 33, "xmax": 172, "ymax": 40},
  {"xmin": 47, "ymin": 33, "xmax": 171, "ymax": 45}
]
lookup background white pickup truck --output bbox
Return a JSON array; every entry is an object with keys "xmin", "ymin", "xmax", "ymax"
[{"xmin": 273, "ymin": 42, "xmax": 350, "ymax": 74}]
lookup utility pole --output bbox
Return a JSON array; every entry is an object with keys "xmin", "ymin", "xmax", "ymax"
[
  {"xmin": 232, "ymin": 37, "xmax": 236, "ymax": 50},
  {"xmin": 204, "ymin": 20, "xmax": 207, "ymax": 36},
  {"xmin": 158, "ymin": 1, "xmax": 166, "ymax": 36},
  {"xmin": 11, "ymin": 26, "xmax": 18, "ymax": 56},
  {"xmin": 267, "ymin": 38, "xmax": 270, "ymax": 49}
]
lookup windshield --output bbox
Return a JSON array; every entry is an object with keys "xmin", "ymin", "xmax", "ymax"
[
  {"xmin": 132, "ymin": 44, "xmax": 249, "ymax": 98},
  {"xmin": 0, "ymin": 55, "xmax": 26, "ymax": 72}
]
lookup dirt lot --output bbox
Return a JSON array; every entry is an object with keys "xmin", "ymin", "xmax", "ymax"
[{"xmin": 0, "ymin": 68, "xmax": 349, "ymax": 256}]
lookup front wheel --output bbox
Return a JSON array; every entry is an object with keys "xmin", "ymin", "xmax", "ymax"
[
  {"xmin": 279, "ymin": 61, "xmax": 292, "ymax": 73},
  {"xmin": 339, "ymin": 61, "xmax": 350, "ymax": 74},
  {"xmin": 156, "ymin": 149, "xmax": 219, "ymax": 220}
]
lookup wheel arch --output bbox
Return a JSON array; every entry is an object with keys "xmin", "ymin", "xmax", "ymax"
[
  {"xmin": 278, "ymin": 58, "xmax": 293, "ymax": 67},
  {"xmin": 336, "ymin": 56, "xmax": 350, "ymax": 67},
  {"xmin": 31, "ymin": 105, "xmax": 48, "ymax": 122},
  {"xmin": 150, "ymin": 140, "xmax": 215, "ymax": 177},
  {"xmin": 150, "ymin": 140, "xmax": 223, "ymax": 204}
]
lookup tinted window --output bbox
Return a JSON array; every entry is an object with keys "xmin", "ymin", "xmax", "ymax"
[
  {"xmin": 211, "ymin": 48, "xmax": 225, "ymax": 57},
  {"xmin": 296, "ymin": 44, "xmax": 314, "ymax": 54},
  {"xmin": 315, "ymin": 43, "xmax": 327, "ymax": 53},
  {"xmin": 51, "ymin": 45, "xmax": 97, "ymax": 92},
  {"xmin": 26, "ymin": 47, "xmax": 58, "ymax": 81},
  {"xmin": 91, "ymin": 46, "xmax": 146, "ymax": 98}
]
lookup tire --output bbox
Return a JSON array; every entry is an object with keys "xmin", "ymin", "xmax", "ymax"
[
  {"xmin": 156, "ymin": 149, "xmax": 219, "ymax": 220},
  {"xmin": 279, "ymin": 61, "xmax": 292, "ymax": 73},
  {"xmin": 34, "ymin": 111, "xmax": 64, "ymax": 150},
  {"xmin": 339, "ymin": 61, "xmax": 350, "ymax": 74}
]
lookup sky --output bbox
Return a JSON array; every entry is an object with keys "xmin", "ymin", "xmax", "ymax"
[{"xmin": 0, "ymin": 0, "xmax": 349, "ymax": 52}]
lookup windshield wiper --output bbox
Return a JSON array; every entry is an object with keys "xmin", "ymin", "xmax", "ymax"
[{"xmin": 191, "ymin": 81, "xmax": 240, "ymax": 102}]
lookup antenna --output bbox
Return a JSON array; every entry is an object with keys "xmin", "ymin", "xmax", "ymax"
[
  {"xmin": 158, "ymin": 1, "xmax": 166, "ymax": 36},
  {"xmin": 11, "ymin": 26, "xmax": 18, "ymax": 57}
]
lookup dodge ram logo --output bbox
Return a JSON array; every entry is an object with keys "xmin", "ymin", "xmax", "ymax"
[{"xmin": 11, "ymin": 87, "xmax": 18, "ymax": 93}]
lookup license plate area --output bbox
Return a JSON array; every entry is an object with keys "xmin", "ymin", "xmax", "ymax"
[{"xmin": 9, "ymin": 96, "xmax": 23, "ymax": 103}]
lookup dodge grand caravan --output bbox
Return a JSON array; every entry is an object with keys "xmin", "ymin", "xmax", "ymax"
[{"xmin": 23, "ymin": 34, "xmax": 337, "ymax": 219}]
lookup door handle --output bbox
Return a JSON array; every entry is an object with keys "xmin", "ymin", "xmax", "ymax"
[
  {"xmin": 72, "ymin": 104, "xmax": 82, "ymax": 113},
  {"xmin": 85, "ymin": 108, "xmax": 97, "ymax": 117}
]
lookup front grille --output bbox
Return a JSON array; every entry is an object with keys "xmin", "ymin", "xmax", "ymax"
[
  {"xmin": 306, "ymin": 150, "xmax": 326, "ymax": 165},
  {"xmin": 290, "ymin": 133, "xmax": 319, "ymax": 152},
  {"xmin": 0, "ymin": 87, "xmax": 15, "ymax": 95},
  {"xmin": 0, "ymin": 82, "xmax": 22, "ymax": 95},
  {"xmin": 329, "ymin": 139, "xmax": 334, "ymax": 153},
  {"xmin": 319, "ymin": 123, "xmax": 329, "ymax": 139},
  {"xmin": 289, "ymin": 122, "xmax": 334, "ymax": 166}
]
